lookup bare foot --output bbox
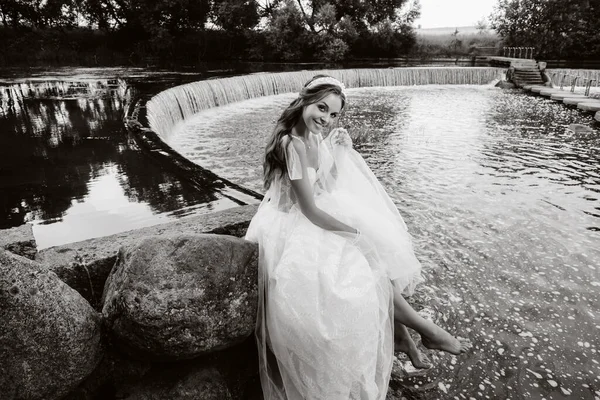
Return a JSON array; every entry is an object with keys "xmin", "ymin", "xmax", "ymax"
[
  {"xmin": 421, "ymin": 328, "xmax": 472, "ymax": 355},
  {"xmin": 395, "ymin": 337, "xmax": 431, "ymax": 369}
]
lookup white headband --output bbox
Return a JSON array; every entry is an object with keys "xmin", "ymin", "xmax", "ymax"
[{"xmin": 305, "ymin": 76, "xmax": 346, "ymax": 94}]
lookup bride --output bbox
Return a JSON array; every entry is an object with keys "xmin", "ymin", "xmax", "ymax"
[{"xmin": 245, "ymin": 75, "xmax": 471, "ymax": 400}]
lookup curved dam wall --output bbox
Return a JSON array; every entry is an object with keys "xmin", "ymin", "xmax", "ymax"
[{"xmin": 146, "ymin": 67, "xmax": 505, "ymax": 139}]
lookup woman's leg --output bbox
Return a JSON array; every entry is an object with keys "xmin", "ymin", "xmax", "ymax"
[
  {"xmin": 392, "ymin": 284, "xmax": 472, "ymax": 355},
  {"xmin": 394, "ymin": 321, "xmax": 431, "ymax": 369}
]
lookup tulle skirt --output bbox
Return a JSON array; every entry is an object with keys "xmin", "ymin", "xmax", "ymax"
[{"xmin": 245, "ymin": 147, "xmax": 423, "ymax": 400}]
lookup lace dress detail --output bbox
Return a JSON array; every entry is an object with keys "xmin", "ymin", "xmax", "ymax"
[{"xmin": 246, "ymin": 130, "xmax": 423, "ymax": 400}]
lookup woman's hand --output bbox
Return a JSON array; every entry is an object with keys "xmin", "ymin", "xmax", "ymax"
[{"xmin": 330, "ymin": 128, "xmax": 352, "ymax": 147}]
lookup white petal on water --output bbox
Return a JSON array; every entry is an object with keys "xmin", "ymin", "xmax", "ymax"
[
  {"xmin": 561, "ymin": 387, "xmax": 572, "ymax": 395},
  {"xmin": 437, "ymin": 382, "xmax": 448, "ymax": 394},
  {"xmin": 526, "ymin": 369, "xmax": 543, "ymax": 379},
  {"xmin": 548, "ymin": 380, "xmax": 558, "ymax": 387}
]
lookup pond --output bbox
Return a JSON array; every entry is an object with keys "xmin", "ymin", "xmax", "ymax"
[
  {"xmin": 169, "ymin": 85, "xmax": 600, "ymax": 399},
  {"xmin": 0, "ymin": 68, "xmax": 250, "ymax": 249}
]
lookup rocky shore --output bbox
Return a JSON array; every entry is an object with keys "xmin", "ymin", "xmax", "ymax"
[
  {"xmin": 1, "ymin": 205, "xmax": 264, "ymax": 400},
  {"xmin": 1, "ymin": 198, "xmax": 438, "ymax": 400}
]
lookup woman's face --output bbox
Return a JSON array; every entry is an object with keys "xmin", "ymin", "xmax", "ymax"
[{"xmin": 301, "ymin": 93, "xmax": 343, "ymax": 134}]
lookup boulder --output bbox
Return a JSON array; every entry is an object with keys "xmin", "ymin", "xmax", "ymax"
[
  {"xmin": 102, "ymin": 234, "xmax": 258, "ymax": 360},
  {"xmin": 495, "ymin": 80, "xmax": 516, "ymax": 89},
  {"xmin": 0, "ymin": 250, "xmax": 103, "ymax": 400},
  {"xmin": 65, "ymin": 335, "xmax": 261, "ymax": 400},
  {"xmin": 35, "ymin": 204, "xmax": 258, "ymax": 311},
  {"xmin": 0, "ymin": 223, "xmax": 36, "ymax": 259},
  {"xmin": 116, "ymin": 363, "xmax": 232, "ymax": 400}
]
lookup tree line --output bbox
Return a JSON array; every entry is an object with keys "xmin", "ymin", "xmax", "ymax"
[
  {"xmin": 0, "ymin": 0, "xmax": 422, "ymax": 66},
  {"xmin": 490, "ymin": 0, "xmax": 600, "ymax": 60}
]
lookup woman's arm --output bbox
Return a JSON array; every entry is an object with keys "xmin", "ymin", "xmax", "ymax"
[{"xmin": 289, "ymin": 138, "xmax": 357, "ymax": 235}]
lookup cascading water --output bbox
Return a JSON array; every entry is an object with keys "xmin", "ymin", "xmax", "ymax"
[
  {"xmin": 146, "ymin": 67, "xmax": 505, "ymax": 140},
  {"xmin": 547, "ymin": 69, "xmax": 600, "ymax": 86}
]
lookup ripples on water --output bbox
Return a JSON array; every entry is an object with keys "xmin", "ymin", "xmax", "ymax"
[
  {"xmin": 0, "ymin": 72, "xmax": 238, "ymax": 249},
  {"xmin": 170, "ymin": 86, "xmax": 600, "ymax": 399}
]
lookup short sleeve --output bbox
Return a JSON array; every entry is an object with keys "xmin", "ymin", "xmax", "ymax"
[{"xmin": 285, "ymin": 140, "xmax": 303, "ymax": 180}]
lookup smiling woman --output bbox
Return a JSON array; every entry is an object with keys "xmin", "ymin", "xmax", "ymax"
[
  {"xmin": 262, "ymin": 75, "xmax": 347, "ymax": 191},
  {"xmin": 299, "ymin": 86, "xmax": 343, "ymax": 136},
  {"xmin": 244, "ymin": 75, "xmax": 471, "ymax": 400}
]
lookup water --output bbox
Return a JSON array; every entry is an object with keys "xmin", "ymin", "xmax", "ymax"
[
  {"xmin": 169, "ymin": 86, "xmax": 600, "ymax": 399},
  {"xmin": 148, "ymin": 68, "xmax": 504, "ymax": 141},
  {"xmin": 0, "ymin": 68, "xmax": 246, "ymax": 249},
  {"xmin": 0, "ymin": 67, "xmax": 501, "ymax": 249}
]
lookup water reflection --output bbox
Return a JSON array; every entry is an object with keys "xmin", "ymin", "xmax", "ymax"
[
  {"xmin": 171, "ymin": 86, "xmax": 600, "ymax": 399},
  {"xmin": 0, "ymin": 76, "xmax": 239, "ymax": 247}
]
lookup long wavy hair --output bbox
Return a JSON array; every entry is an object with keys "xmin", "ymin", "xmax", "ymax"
[{"xmin": 263, "ymin": 75, "xmax": 346, "ymax": 190}]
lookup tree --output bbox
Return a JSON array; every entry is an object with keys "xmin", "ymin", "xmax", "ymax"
[
  {"xmin": 449, "ymin": 28, "xmax": 462, "ymax": 55},
  {"xmin": 0, "ymin": 0, "xmax": 80, "ymax": 28},
  {"xmin": 490, "ymin": 0, "xmax": 600, "ymax": 59},
  {"xmin": 77, "ymin": 0, "xmax": 211, "ymax": 35},
  {"xmin": 476, "ymin": 17, "xmax": 488, "ymax": 35},
  {"xmin": 211, "ymin": 0, "xmax": 260, "ymax": 31},
  {"xmin": 260, "ymin": 0, "xmax": 419, "ymax": 60},
  {"xmin": 264, "ymin": 0, "xmax": 310, "ymax": 60}
]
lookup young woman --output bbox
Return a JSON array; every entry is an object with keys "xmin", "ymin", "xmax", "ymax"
[{"xmin": 245, "ymin": 75, "xmax": 471, "ymax": 400}]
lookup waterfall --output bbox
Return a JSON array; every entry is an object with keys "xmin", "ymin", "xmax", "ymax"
[
  {"xmin": 146, "ymin": 67, "xmax": 505, "ymax": 139},
  {"xmin": 546, "ymin": 69, "xmax": 600, "ymax": 87}
]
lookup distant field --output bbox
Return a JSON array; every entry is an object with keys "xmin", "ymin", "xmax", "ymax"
[
  {"xmin": 416, "ymin": 26, "xmax": 497, "ymax": 36},
  {"xmin": 412, "ymin": 26, "xmax": 501, "ymax": 57}
]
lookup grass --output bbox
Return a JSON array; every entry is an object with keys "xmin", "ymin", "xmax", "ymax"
[{"xmin": 413, "ymin": 30, "xmax": 501, "ymax": 58}]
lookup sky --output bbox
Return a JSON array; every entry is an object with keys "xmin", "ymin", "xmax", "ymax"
[{"xmin": 413, "ymin": 0, "xmax": 498, "ymax": 29}]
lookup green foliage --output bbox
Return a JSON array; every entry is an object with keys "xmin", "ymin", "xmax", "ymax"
[
  {"xmin": 0, "ymin": 0, "xmax": 79, "ymax": 28},
  {"xmin": 264, "ymin": 0, "xmax": 310, "ymax": 60},
  {"xmin": 0, "ymin": 0, "xmax": 423, "ymax": 65},
  {"xmin": 212, "ymin": 0, "xmax": 260, "ymax": 31},
  {"xmin": 261, "ymin": 0, "xmax": 420, "ymax": 60},
  {"xmin": 490, "ymin": 0, "xmax": 600, "ymax": 59},
  {"xmin": 476, "ymin": 17, "xmax": 488, "ymax": 35}
]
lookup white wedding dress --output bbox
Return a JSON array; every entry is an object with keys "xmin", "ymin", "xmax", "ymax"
[{"xmin": 245, "ymin": 130, "xmax": 424, "ymax": 400}]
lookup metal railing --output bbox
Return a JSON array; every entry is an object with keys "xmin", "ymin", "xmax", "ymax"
[
  {"xmin": 503, "ymin": 47, "xmax": 536, "ymax": 59},
  {"xmin": 549, "ymin": 72, "xmax": 598, "ymax": 95},
  {"xmin": 585, "ymin": 79, "xmax": 598, "ymax": 96},
  {"xmin": 556, "ymin": 73, "xmax": 579, "ymax": 92}
]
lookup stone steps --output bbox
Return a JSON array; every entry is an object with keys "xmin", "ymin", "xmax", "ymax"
[
  {"xmin": 522, "ymin": 86, "xmax": 600, "ymax": 114},
  {"xmin": 564, "ymin": 97, "xmax": 597, "ymax": 106},
  {"xmin": 512, "ymin": 65, "xmax": 544, "ymax": 88},
  {"xmin": 577, "ymin": 101, "xmax": 600, "ymax": 112},
  {"xmin": 550, "ymin": 92, "xmax": 588, "ymax": 100}
]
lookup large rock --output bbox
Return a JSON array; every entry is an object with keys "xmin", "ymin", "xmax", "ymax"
[
  {"xmin": 495, "ymin": 80, "xmax": 516, "ymax": 89},
  {"xmin": 102, "ymin": 234, "xmax": 258, "ymax": 360},
  {"xmin": 0, "ymin": 250, "xmax": 103, "ymax": 400},
  {"xmin": 35, "ymin": 204, "xmax": 258, "ymax": 310},
  {"xmin": 115, "ymin": 363, "xmax": 232, "ymax": 400},
  {"xmin": 0, "ymin": 223, "xmax": 36, "ymax": 259},
  {"xmin": 65, "ymin": 335, "xmax": 261, "ymax": 400}
]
